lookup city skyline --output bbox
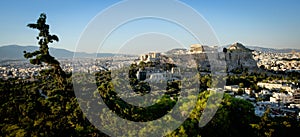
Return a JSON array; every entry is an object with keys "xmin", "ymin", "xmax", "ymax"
[{"xmin": 0, "ymin": 0, "xmax": 299, "ymax": 53}]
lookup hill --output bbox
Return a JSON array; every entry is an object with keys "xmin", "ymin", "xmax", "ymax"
[
  {"xmin": 228, "ymin": 42, "xmax": 253, "ymax": 52},
  {"xmin": 246, "ymin": 46, "xmax": 300, "ymax": 53},
  {"xmin": 220, "ymin": 43, "xmax": 299, "ymax": 53},
  {"xmin": 0, "ymin": 45, "xmax": 125, "ymax": 60},
  {"xmin": 164, "ymin": 48, "xmax": 188, "ymax": 55}
]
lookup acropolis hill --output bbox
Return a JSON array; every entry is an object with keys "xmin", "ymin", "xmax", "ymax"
[{"xmin": 159, "ymin": 42, "xmax": 258, "ymax": 73}]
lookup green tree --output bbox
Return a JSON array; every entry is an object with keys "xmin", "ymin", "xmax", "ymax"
[
  {"xmin": 199, "ymin": 94, "xmax": 257, "ymax": 137},
  {"xmin": 251, "ymin": 108, "xmax": 275, "ymax": 137},
  {"xmin": 24, "ymin": 13, "xmax": 66, "ymax": 89}
]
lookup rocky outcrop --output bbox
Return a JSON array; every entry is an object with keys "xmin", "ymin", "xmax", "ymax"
[
  {"xmin": 225, "ymin": 43, "xmax": 258, "ymax": 72},
  {"xmin": 164, "ymin": 42, "xmax": 258, "ymax": 73},
  {"xmin": 228, "ymin": 42, "xmax": 252, "ymax": 52}
]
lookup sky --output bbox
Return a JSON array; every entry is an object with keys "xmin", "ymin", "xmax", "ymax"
[{"xmin": 0, "ymin": 0, "xmax": 299, "ymax": 54}]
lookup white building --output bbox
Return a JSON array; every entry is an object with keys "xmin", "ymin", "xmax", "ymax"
[
  {"xmin": 257, "ymin": 82, "xmax": 282, "ymax": 90},
  {"xmin": 269, "ymin": 92, "xmax": 293, "ymax": 104},
  {"xmin": 140, "ymin": 52, "xmax": 161, "ymax": 63},
  {"xmin": 224, "ymin": 85, "xmax": 239, "ymax": 92}
]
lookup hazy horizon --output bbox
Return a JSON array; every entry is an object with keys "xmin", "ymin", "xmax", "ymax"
[{"xmin": 1, "ymin": 43, "xmax": 299, "ymax": 55}]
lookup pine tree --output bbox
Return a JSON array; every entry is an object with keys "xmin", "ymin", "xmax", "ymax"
[{"xmin": 24, "ymin": 13, "xmax": 66, "ymax": 89}]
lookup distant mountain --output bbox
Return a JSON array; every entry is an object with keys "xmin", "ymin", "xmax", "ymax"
[
  {"xmin": 245, "ymin": 46, "xmax": 300, "ymax": 53},
  {"xmin": 0, "ymin": 45, "xmax": 127, "ymax": 60},
  {"xmin": 1, "ymin": 44, "xmax": 299, "ymax": 60}
]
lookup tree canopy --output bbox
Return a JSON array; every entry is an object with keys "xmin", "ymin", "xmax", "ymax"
[{"xmin": 24, "ymin": 13, "xmax": 66, "ymax": 89}]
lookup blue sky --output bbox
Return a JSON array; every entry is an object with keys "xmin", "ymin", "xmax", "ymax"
[{"xmin": 0, "ymin": 0, "xmax": 299, "ymax": 53}]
